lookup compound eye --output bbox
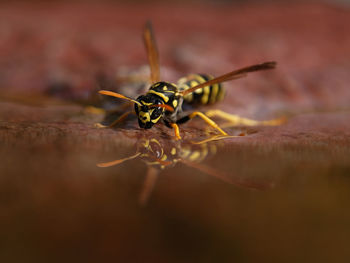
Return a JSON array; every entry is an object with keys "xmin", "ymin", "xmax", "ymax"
[
  {"xmin": 149, "ymin": 141, "xmax": 162, "ymax": 158},
  {"xmin": 134, "ymin": 103, "xmax": 140, "ymax": 114},
  {"xmin": 150, "ymin": 107, "xmax": 162, "ymax": 120}
]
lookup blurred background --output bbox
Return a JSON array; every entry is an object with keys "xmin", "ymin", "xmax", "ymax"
[
  {"xmin": 1, "ymin": 0, "xmax": 349, "ymax": 115},
  {"xmin": 1, "ymin": 0, "xmax": 350, "ymax": 263}
]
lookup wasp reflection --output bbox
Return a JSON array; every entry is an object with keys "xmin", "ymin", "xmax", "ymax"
[{"xmin": 97, "ymin": 136, "xmax": 273, "ymax": 205}]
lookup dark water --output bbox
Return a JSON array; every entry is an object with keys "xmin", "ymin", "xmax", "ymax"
[{"xmin": 1, "ymin": 106, "xmax": 350, "ymax": 263}]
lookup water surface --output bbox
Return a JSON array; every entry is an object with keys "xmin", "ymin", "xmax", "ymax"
[{"xmin": 1, "ymin": 102, "xmax": 350, "ymax": 262}]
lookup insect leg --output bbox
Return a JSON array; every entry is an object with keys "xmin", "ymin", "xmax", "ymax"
[
  {"xmin": 169, "ymin": 123, "xmax": 182, "ymax": 140},
  {"xmin": 205, "ymin": 109, "xmax": 286, "ymax": 127},
  {"xmin": 187, "ymin": 111, "xmax": 228, "ymax": 136},
  {"xmin": 95, "ymin": 110, "xmax": 135, "ymax": 129},
  {"xmin": 191, "ymin": 134, "xmax": 241, "ymax": 145}
]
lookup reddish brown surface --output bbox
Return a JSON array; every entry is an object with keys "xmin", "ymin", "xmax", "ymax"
[
  {"xmin": 1, "ymin": 102, "xmax": 350, "ymax": 263},
  {"xmin": 1, "ymin": 2, "xmax": 350, "ymax": 116},
  {"xmin": 1, "ymin": 2, "xmax": 350, "ymax": 263}
]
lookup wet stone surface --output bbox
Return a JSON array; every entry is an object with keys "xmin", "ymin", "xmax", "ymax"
[
  {"xmin": 1, "ymin": 1, "xmax": 350, "ymax": 263},
  {"xmin": 1, "ymin": 101, "xmax": 350, "ymax": 262}
]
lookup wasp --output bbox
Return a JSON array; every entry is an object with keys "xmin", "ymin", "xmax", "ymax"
[
  {"xmin": 97, "ymin": 135, "xmax": 272, "ymax": 205},
  {"xmin": 98, "ymin": 21, "xmax": 281, "ymax": 140}
]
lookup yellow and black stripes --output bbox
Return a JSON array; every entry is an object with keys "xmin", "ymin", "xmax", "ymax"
[
  {"xmin": 138, "ymin": 137, "xmax": 217, "ymax": 169},
  {"xmin": 147, "ymin": 82, "xmax": 181, "ymax": 111},
  {"xmin": 134, "ymin": 82, "xmax": 182, "ymax": 129},
  {"xmin": 177, "ymin": 74, "xmax": 225, "ymax": 105}
]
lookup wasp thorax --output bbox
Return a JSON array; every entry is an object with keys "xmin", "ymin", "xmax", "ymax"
[{"xmin": 134, "ymin": 94, "xmax": 165, "ymax": 129}]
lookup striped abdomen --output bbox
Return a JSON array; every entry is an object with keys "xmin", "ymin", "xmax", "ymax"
[{"xmin": 177, "ymin": 74, "xmax": 225, "ymax": 105}]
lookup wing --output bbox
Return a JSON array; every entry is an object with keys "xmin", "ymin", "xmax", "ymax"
[
  {"xmin": 138, "ymin": 166, "xmax": 159, "ymax": 206},
  {"xmin": 143, "ymin": 21, "xmax": 160, "ymax": 83},
  {"xmin": 180, "ymin": 61, "xmax": 276, "ymax": 96},
  {"xmin": 180, "ymin": 159, "xmax": 272, "ymax": 190}
]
